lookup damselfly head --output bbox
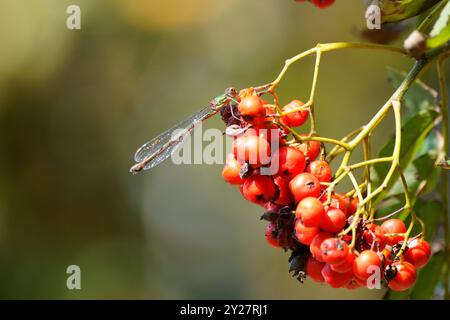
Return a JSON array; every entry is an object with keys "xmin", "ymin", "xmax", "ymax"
[
  {"xmin": 225, "ymin": 87, "xmax": 238, "ymax": 98},
  {"xmin": 130, "ymin": 162, "xmax": 145, "ymax": 174}
]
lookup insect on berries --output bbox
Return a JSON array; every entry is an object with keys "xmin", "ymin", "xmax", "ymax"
[{"xmin": 217, "ymin": 86, "xmax": 431, "ymax": 292}]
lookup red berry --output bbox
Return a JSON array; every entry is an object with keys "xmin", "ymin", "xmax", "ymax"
[
  {"xmin": 272, "ymin": 146, "xmax": 306, "ymax": 179},
  {"xmin": 281, "ymin": 100, "xmax": 308, "ymax": 127},
  {"xmin": 320, "ymin": 207, "xmax": 346, "ymax": 233},
  {"xmin": 233, "ymin": 134, "xmax": 271, "ymax": 168},
  {"xmin": 289, "ymin": 173, "xmax": 321, "ymax": 202},
  {"xmin": 363, "ymin": 223, "xmax": 386, "ymax": 250},
  {"xmin": 404, "ymin": 238, "xmax": 431, "ymax": 269},
  {"xmin": 310, "ymin": 232, "xmax": 332, "ymax": 262},
  {"xmin": 331, "ymin": 251, "xmax": 355, "ymax": 273},
  {"xmin": 346, "ymin": 278, "xmax": 362, "ymax": 290},
  {"xmin": 388, "ymin": 261, "xmax": 417, "ymax": 291},
  {"xmin": 273, "ymin": 176, "xmax": 294, "ymax": 206},
  {"xmin": 307, "ymin": 160, "xmax": 332, "ymax": 183},
  {"xmin": 294, "ymin": 220, "xmax": 320, "ymax": 245},
  {"xmin": 320, "ymin": 238, "xmax": 349, "ymax": 265},
  {"xmin": 295, "ymin": 197, "xmax": 325, "ymax": 228},
  {"xmin": 297, "ymin": 136, "xmax": 321, "ymax": 161},
  {"xmin": 321, "ymin": 264, "xmax": 353, "ymax": 288},
  {"xmin": 238, "ymin": 96, "xmax": 265, "ymax": 122},
  {"xmin": 380, "ymin": 219, "xmax": 406, "ymax": 245},
  {"xmin": 305, "ymin": 256, "xmax": 325, "ymax": 283},
  {"xmin": 322, "ymin": 194, "xmax": 348, "ymax": 216},
  {"xmin": 311, "ymin": 0, "xmax": 335, "ymax": 9},
  {"xmin": 347, "ymin": 197, "xmax": 359, "ymax": 216},
  {"xmin": 242, "ymin": 175, "xmax": 276, "ymax": 205},
  {"xmin": 265, "ymin": 223, "xmax": 281, "ymax": 248},
  {"xmin": 353, "ymin": 250, "xmax": 382, "ymax": 280},
  {"xmin": 381, "ymin": 248, "xmax": 393, "ymax": 266},
  {"xmin": 222, "ymin": 153, "xmax": 244, "ymax": 185}
]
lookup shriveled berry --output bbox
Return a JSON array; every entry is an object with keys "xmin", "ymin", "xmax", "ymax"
[{"xmin": 265, "ymin": 223, "xmax": 281, "ymax": 248}]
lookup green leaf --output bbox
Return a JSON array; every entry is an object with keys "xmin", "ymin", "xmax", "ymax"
[
  {"xmin": 427, "ymin": 24, "xmax": 450, "ymax": 48},
  {"xmin": 410, "ymin": 251, "xmax": 446, "ymax": 299},
  {"xmin": 430, "ymin": 0, "xmax": 450, "ymax": 36},
  {"xmin": 376, "ymin": 0, "xmax": 443, "ymax": 24},
  {"xmin": 387, "ymin": 68, "xmax": 438, "ymax": 121},
  {"xmin": 414, "ymin": 199, "xmax": 443, "ymax": 242},
  {"xmin": 427, "ymin": 0, "xmax": 450, "ymax": 48},
  {"xmin": 372, "ymin": 110, "xmax": 439, "ymax": 204},
  {"xmin": 384, "ymin": 152, "xmax": 440, "ymax": 200}
]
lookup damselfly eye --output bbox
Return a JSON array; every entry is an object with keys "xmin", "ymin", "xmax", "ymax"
[{"xmin": 225, "ymin": 87, "xmax": 238, "ymax": 98}]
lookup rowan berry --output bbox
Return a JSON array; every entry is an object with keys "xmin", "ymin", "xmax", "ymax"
[
  {"xmin": 330, "ymin": 251, "xmax": 355, "ymax": 273},
  {"xmin": 353, "ymin": 250, "xmax": 382, "ymax": 280},
  {"xmin": 320, "ymin": 238, "xmax": 349, "ymax": 265},
  {"xmin": 295, "ymin": 197, "xmax": 325, "ymax": 227},
  {"xmin": 307, "ymin": 160, "xmax": 332, "ymax": 183},
  {"xmin": 242, "ymin": 175, "xmax": 276, "ymax": 205},
  {"xmin": 380, "ymin": 219, "xmax": 406, "ymax": 245},
  {"xmin": 305, "ymin": 256, "xmax": 325, "ymax": 283},
  {"xmin": 309, "ymin": 232, "xmax": 332, "ymax": 262},
  {"xmin": 281, "ymin": 100, "xmax": 308, "ymax": 127},
  {"xmin": 273, "ymin": 176, "xmax": 295, "ymax": 206},
  {"xmin": 233, "ymin": 134, "xmax": 271, "ymax": 168},
  {"xmin": 388, "ymin": 261, "xmax": 417, "ymax": 291},
  {"xmin": 297, "ymin": 136, "xmax": 321, "ymax": 161},
  {"xmin": 295, "ymin": 220, "xmax": 320, "ymax": 245},
  {"xmin": 321, "ymin": 264, "xmax": 353, "ymax": 288},
  {"xmin": 222, "ymin": 153, "xmax": 244, "ymax": 185},
  {"xmin": 238, "ymin": 96, "xmax": 265, "ymax": 122},
  {"xmin": 272, "ymin": 146, "xmax": 306, "ymax": 179},
  {"xmin": 404, "ymin": 238, "xmax": 431, "ymax": 269},
  {"xmin": 311, "ymin": 0, "xmax": 335, "ymax": 9},
  {"xmin": 320, "ymin": 207, "xmax": 346, "ymax": 233},
  {"xmin": 289, "ymin": 173, "xmax": 321, "ymax": 202}
]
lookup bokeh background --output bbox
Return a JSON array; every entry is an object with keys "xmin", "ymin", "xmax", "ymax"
[{"xmin": 0, "ymin": 0, "xmax": 442, "ymax": 299}]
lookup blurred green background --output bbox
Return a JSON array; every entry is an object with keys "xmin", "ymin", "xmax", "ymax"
[{"xmin": 0, "ymin": 0, "xmax": 432, "ymax": 299}]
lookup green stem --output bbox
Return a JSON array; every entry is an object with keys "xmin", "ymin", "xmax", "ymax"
[{"xmin": 438, "ymin": 58, "xmax": 450, "ymax": 300}]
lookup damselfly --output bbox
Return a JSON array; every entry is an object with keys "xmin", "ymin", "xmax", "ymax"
[{"xmin": 130, "ymin": 87, "xmax": 238, "ymax": 173}]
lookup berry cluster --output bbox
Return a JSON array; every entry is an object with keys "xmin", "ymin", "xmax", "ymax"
[
  {"xmin": 295, "ymin": 0, "xmax": 335, "ymax": 9},
  {"xmin": 220, "ymin": 89, "xmax": 431, "ymax": 291}
]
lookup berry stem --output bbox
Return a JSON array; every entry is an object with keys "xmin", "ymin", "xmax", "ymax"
[{"xmin": 437, "ymin": 57, "xmax": 450, "ymax": 300}]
